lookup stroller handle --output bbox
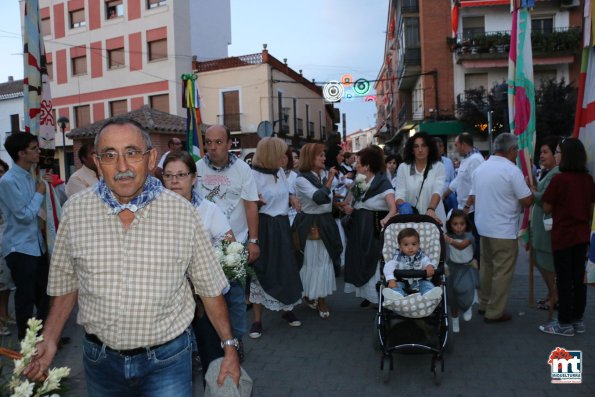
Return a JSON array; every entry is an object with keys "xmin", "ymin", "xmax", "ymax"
[{"xmin": 393, "ymin": 268, "xmax": 444, "ymax": 278}]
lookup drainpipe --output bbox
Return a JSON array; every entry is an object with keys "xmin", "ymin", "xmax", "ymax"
[{"xmin": 432, "ymin": 70, "xmax": 439, "ymax": 120}]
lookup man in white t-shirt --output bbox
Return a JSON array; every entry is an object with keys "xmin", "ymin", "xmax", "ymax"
[
  {"xmin": 65, "ymin": 143, "xmax": 99, "ymax": 197},
  {"xmin": 195, "ymin": 124, "xmax": 259, "ymax": 361},
  {"xmin": 444, "ymin": 133, "xmax": 484, "ymax": 214},
  {"xmin": 469, "ymin": 133, "xmax": 533, "ymax": 323},
  {"xmin": 154, "ymin": 137, "xmax": 183, "ymax": 181}
]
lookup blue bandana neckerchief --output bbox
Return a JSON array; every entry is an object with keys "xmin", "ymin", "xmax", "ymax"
[
  {"xmin": 95, "ymin": 175, "xmax": 164, "ymax": 215},
  {"xmin": 203, "ymin": 153, "xmax": 238, "ymax": 172},
  {"xmin": 191, "ymin": 191, "xmax": 204, "ymax": 208},
  {"xmin": 463, "ymin": 147, "xmax": 481, "ymax": 159}
]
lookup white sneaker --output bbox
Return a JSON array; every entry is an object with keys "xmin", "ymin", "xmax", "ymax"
[
  {"xmin": 463, "ymin": 307, "xmax": 473, "ymax": 322},
  {"xmin": 452, "ymin": 317, "xmax": 460, "ymax": 333}
]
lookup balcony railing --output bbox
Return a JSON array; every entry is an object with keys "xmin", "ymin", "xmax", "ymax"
[
  {"xmin": 448, "ymin": 27, "xmax": 581, "ymax": 56},
  {"xmin": 217, "ymin": 113, "xmax": 242, "ymax": 132}
]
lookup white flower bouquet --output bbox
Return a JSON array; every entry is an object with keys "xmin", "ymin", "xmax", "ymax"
[
  {"xmin": 213, "ymin": 237, "xmax": 254, "ymax": 285},
  {"xmin": 0, "ymin": 318, "xmax": 70, "ymax": 397},
  {"xmin": 350, "ymin": 173, "xmax": 370, "ymax": 202}
]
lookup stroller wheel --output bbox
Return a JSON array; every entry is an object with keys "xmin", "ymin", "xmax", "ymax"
[
  {"xmin": 381, "ymin": 355, "xmax": 393, "ymax": 384},
  {"xmin": 432, "ymin": 357, "xmax": 443, "ymax": 386}
]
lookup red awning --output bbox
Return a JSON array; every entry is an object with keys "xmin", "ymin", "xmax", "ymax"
[{"xmin": 460, "ymin": 0, "xmax": 509, "ymax": 7}]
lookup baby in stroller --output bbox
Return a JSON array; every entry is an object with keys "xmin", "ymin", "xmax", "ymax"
[{"xmin": 382, "ymin": 227, "xmax": 442, "ymax": 302}]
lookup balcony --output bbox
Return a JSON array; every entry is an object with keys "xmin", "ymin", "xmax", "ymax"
[
  {"xmin": 217, "ymin": 113, "xmax": 242, "ymax": 132},
  {"xmin": 397, "ymin": 47, "xmax": 421, "ymax": 90},
  {"xmin": 401, "ymin": 0, "xmax": 418, "ymax": 14},
  {"xmin": 449, "ymin": 27, "xmax": 581, "ymax": 67}
]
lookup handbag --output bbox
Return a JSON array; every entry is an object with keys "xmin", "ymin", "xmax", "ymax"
[
  {"xmin": 307, "ymin": 222, "xmax": 321, "ymax": 240},
  {"xmin": 543, "ymin": 215, "xmax": 553, "ymax": 231}
]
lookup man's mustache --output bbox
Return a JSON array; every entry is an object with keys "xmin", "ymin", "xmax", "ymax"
[{"xmin": 114, "ymin": 170, "xmax": 135, "ymax": 180}]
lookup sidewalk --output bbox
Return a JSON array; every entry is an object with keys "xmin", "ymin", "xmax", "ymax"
[{"xmin": 1, "ymin": 248, "xmax": 593, "ymax": 396}]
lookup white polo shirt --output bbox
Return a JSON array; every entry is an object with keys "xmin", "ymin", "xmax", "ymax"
[{"xmin": 471, "ymin": 155, "xmax": 531, "ymax": 239}]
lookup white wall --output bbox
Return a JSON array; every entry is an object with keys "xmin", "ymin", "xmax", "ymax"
[{"xmin": 0, "ymin": 97, "xmax": 24, "ymax": 167}]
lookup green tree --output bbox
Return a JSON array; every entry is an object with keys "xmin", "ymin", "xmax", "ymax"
[{"xmin": 535, "ymin": 78, "xmax": 576, "ymax": 138}]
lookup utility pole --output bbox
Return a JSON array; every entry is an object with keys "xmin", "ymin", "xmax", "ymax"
[{"xmin": 342, "ymin": 113, "xmax": 346, "ymax": 143}]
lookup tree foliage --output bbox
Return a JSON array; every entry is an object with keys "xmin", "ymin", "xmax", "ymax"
[{"xmin": 456, "ymin": 79, "xmax": 576, "ymax": 141}]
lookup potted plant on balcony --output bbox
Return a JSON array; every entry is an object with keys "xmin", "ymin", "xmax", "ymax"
[{"xmin": 495, "ymin": 32, "xmax": 510, "ymax": 53}]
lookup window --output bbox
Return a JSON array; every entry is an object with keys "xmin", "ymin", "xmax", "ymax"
[
  {"xmin": 46, "ymin": 61, "xmax": 53, "ymax": 80},
  {"xmin": 281, "ymin": 107, "xmax": 290, "ymax": 133},
  {"xmin": 10, "ymin": 114, "xmax": 20, "ymax": 133},
  {"xmin": 108, "ymin": 47, "xmax": 125, "ymax": 69},
  {"xmin": 462, "ymin": 16, "xmax": 485, "ymax": 41},
  {"xmin": 321, "ymin": 126, "xmax": 326, "ymax": 141},
  {"xmin": 147, "ymin": 0, "xmax": 167, "ymax": 9},
  {"xmin": 404, "ymin": 17, "xmax": 420, "ymax": 48},
  {"xmin": 222, "ymin": 91, "xmax": 240, "ymax": 131},
  {"xmin": 464, "ymin": 73, "xmax": 488, "ymax": 91},
  {"xmin": 148, "ymin": 39, "xmax": 167, "ymax": 61},
  {"xmin": 69, "ymin": 9, "xmax": 86, "ymax": 29},
  {"xmin": 72, "ymin": 55, "xmax": 87, "ymax": 76},
  {"xmin": 41, "ymin": 16, "xmax": 51, "ymax": 36},
  {"xmin": 308, "ymin": 122, "xmax": 315, "ymax": 138},
  {"xmin": 296, "ymin": 118, "xmax": 304, "ymax": 136},
  {"xmin": 109, "ymin": 100, "xmax": 127, "ymax": 116},
  {"xmin": 532, "ymin": 17, "xmax": 554, "ymax": 34},
  {"xmin": 150, "ymin": 94, "xmax": 169, "ymax": 113},
  {"xmin": 74, "ymin": 105, "xmax": 91, "ymax": 127},
  {"xmin": 106, "ymin": 0, "xmax": 124, "ymax": 19}
]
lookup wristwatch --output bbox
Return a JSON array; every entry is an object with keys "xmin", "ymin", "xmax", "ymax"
[
  {"xmin": 220, "ymin": 338, "xmax": 239, "ymax": 349},
  {"xmin": 247, "ymin": 238, "xmax": 259, "ymax": 244}
]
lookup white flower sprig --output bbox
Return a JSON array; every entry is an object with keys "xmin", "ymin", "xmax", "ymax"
[
  {"xmin": 6, "ymin": 318, "xmax": 70, "ymax": 397},
  {"xmin": 351, "ymin": 173, "xmax": 371, "ymax": 202},
  {"xmin": 213, "ymin": 235, "xmax": 254, "ymax": 285}
]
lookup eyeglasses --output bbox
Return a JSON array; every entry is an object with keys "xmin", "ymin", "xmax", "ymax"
[
  {"xmin": 162, "ymin": 172, "xmax": 192, "ymax": 180},
  {"xmin": 96, "ymin": 149, "xmax": 151, "ymax": 165}
]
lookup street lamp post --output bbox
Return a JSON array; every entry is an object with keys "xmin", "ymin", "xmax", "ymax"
[{"xmin": 57, "ymin": 116, "xmax": 69, "ymax": 179}]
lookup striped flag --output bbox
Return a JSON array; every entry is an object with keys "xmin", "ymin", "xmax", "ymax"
[
  {"xmin": 182, "ymin": 74, "xmax": 204, "ymax": 162},
  {"xmin": 23, "ymin": 0, "xmax": 60, "ymax": 253},
  {"xmin": 573, "ymin": 0, "xmax": 595, "ymax": 284},
  {"xmin": 508, "ymin": 0, "xmax": 535, "ymax": 239}
]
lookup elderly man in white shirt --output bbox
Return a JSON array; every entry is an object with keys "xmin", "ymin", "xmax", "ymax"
[
  {"xmin": 468, "ymin": 133, "xmax": 533, "ymax": 323},
  {"xmin": 65, "ymin": 142, "xmax": 99, "ymax": 197}
]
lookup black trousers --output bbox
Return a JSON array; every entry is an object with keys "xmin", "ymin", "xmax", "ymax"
[
  {"xmin": 6, "ymin": 252, "xmax": 50, "ymax": 339},
  {"xmin": 553, "ymin": 243, "xmax": 588, "ymax": 325},
  {"xmin": 192, "ymin": 307, "xmax": 224, "ymax": 386}
]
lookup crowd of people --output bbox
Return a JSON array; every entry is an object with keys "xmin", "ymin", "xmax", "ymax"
[{"xmin": 0, "ymin": 118, "xmax": 593, "ymax": 395}]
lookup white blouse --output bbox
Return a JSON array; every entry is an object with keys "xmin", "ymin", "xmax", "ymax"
[
  {"xmin": 252, "ymin": 168, "xmax": 290, "ymax": 217},
  {"xmin": 395, "ymin": 161, "xmax": 446, "ymax": 223},
  {"xmin": 353, "ymin": 176, "xmax": 394, "ymax": 211},
  {"xmin": 295, "ymin": 170, "xmax": 333, "ymax": 215}
]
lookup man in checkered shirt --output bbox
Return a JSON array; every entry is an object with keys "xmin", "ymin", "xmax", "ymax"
[{"xmin": 24, "ymin": 118, "xmax": 240, "ymax": 395}]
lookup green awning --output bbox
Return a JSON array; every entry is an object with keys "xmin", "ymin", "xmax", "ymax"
[{"xmin": 418, "ymin": 120, "xmax": 471, "ymax": 136}]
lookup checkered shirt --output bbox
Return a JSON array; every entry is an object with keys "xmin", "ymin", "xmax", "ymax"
[{"xmin": 48, "ymin": 188, "xmax": 228, "ymax": 350}]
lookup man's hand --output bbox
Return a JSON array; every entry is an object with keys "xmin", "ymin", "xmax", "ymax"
[
  {"xmin": 247, "ymin": 242, "xmax": 260, "ymax": 263},
  {"xmin": 36, "ymin": 181, "xmax": 46, "ymax": 194},
  {"xmin": 217, "ymin": 346, "xmax": 241, "ymax": 386},
  {"xmin": 22, "ymin": 338, "xmax": 58, "ymax": 382}
]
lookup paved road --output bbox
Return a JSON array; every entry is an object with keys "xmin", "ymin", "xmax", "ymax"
[{"xmin": 1, "ymin": 248, "xmax": 594, "ymax": 396}]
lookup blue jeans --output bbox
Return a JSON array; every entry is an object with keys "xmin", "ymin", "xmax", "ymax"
[
  {"xmin": 83, "ymin": 329, "xmax": 193, "ymax": 397},
  {"xmin": 224, "ymin": 280, "xmax": 247, "ymax": 338},
  {"xmin": 392, "ymin": 280, "xmax": 435, "ymax": 297}
]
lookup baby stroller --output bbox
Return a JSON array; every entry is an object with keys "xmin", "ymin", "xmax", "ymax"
[{"xmin": 376, "ymin": 214, "xmax": 448, "ymax": 385}]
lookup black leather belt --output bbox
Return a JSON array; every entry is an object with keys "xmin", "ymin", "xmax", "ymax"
[{"xmin": 85, "ymin": 333, "xmax": 168, "ymax": 356}]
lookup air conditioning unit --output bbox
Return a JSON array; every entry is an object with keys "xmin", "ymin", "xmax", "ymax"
[{"xmin": 560, "ymin": 0, "xmax": 580, "ymax": 9}]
